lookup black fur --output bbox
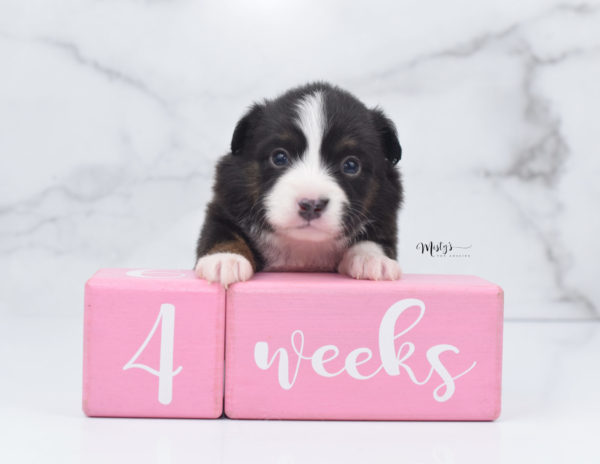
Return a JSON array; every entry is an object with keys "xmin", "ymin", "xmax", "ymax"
[{"xmin": 196, "ymin": 82, "xmax": 403, "ymax": 270}]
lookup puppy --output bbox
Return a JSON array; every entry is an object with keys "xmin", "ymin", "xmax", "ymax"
[{"xmin": 195, "ymin": 82, "xmax": 403, "ymax": 286}]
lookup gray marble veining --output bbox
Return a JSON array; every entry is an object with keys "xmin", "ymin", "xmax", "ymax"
[{"xmin": 1, "ymin": 0, "xmax": 599, "ymax": 318}]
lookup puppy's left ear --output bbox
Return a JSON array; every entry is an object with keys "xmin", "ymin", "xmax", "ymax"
[
  {"xmin": 231, "ymin": 103, "xmax": 264, "ymax": 155},
  {"xmin": 371, "ymin": 108, "xmax": 402, "ymax": 166}
]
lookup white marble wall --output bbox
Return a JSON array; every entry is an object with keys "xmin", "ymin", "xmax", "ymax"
[{"xmin": 1, "ymin": 0, "xmax": 599, "ymax": 319}]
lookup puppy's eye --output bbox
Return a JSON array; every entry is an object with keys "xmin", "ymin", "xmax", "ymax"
[
  {"xmin": 271, "ymin": 149, "xmax": 290, "ymax": 167},
  {"xmin": 342, "ymin": 156, "xmax": 361, "ymax": 175}
]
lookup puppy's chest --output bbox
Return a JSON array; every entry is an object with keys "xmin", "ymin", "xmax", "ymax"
[{"xmin": 255, "ymin": 233, "xmax": 346, "ymax": 272}]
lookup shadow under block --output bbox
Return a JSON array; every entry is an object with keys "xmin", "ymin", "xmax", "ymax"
[
  {"xmin": 83, "ymin": 269, "xmax": 225, "ymax": 418},
  {"xmin": 225, "ymin": 273, "xmax": 503, "ymax": 420}
]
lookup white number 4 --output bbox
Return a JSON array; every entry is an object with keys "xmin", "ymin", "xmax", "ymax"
[{"xmin": 123, "ymin": 303, "xmax": 183, "ymax": 405}]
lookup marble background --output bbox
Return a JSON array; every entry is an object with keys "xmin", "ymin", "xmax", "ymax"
[{"xmin": 1, "ymin": 0, "xmax": 599, "ymax": 319}]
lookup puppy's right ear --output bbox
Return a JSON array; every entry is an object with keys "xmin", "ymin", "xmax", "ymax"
[{"xmin": 231, "ymin": 103, "xmax": 264, "ymax": 155}]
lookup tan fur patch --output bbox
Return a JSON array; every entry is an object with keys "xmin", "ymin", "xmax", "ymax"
[
  {"xmin": 362, "ymin": 177, "xmax": 379, "ymax": 213},
  {"xmin": 336, "ymin": 137, "xmax": 358, "ymax": 152},
  {"xmin": 277, "ymin": 131, "xmax": 294, "ymax": 141},
  {"xmin": 207, "ymin": 234, "xmax": 256, "ymax": 270},
  {"xmin": 245, "ymin": 161, "xmax": 261, "ymax": 202}
]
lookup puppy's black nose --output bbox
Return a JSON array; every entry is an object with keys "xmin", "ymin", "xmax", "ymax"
[{"xmin": 298, "ymin": 198, "xmax": 329, "ymax": 221}]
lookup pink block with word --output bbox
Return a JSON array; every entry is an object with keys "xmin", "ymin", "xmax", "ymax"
[
  {"xmin": 225, "ymin": 273, "xmax": 503, "ymax": 420},
  {"xmin": 83, "ymin": 269, "xmax": 225, "ymax": 418}
]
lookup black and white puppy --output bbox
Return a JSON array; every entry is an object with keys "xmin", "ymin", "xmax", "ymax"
[{"xmin": 195, "ymin": 82, "xmax": 403, "ymax": 286}]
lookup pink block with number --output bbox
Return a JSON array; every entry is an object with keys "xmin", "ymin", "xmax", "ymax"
[
  {"xmin": 225, "ymin": 273, "xmax": 503, "ymax": 420},
  {"xmin": 83, "ymin": 269, "xmax": 225, "ymax": 418}
]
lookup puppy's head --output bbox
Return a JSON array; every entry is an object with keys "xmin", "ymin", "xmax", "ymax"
[{"xmin": 222, "ymin": 82, "xmax": 402, "ymax": 244}]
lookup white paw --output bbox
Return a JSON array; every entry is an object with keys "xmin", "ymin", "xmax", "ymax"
[
  {"xmin": 195, "ymin": 252, "xmax": 254, "ymax": 287},
  {"xmin": 338, "ymin": 242, "xmax": 401, "ymax": 281}
]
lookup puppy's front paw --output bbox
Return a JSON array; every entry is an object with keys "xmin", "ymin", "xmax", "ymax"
[
  {"xmin": 338, "ymin": 242, "xmax": 401, "ymax": 281},
  {"xmin": 195, "ymin": 252, "xmax": 254, "ymax": 287}
]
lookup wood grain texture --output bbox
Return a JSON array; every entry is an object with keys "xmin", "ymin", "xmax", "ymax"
[
  {"xmin": 83, "ymin": 269, "xmax": 225, "ymax": 418},
  {"xmin": 82, "ymin": 270, "xmax": 503, "ymax": 421},
  {"xmin": 225, "ymin": 273, "xmax": 503, "ymax": 421}
]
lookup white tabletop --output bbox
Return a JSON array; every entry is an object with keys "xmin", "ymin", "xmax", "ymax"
[{"xmin": 1, "ymin": 315, "xmax": 598, "ymax": 464}]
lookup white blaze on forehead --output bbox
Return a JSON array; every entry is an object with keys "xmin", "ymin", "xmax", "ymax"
[
  {"xmin": 263, "ymin": 89, "xmax": 349, "ymax": 241},
  {"xmin": 295, "ymin": 91, "xmax": 326, "ymax": 170}
]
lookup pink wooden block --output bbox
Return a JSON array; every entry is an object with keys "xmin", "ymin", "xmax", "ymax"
[
  {"xmin": 225, "ymin": 273, "xmax": 503, "ymax": 420},
  {"xmin": 83, "ymin": 269, "xmax": 225, "ymax": 418}
]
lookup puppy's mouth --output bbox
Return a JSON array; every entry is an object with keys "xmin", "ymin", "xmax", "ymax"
[{"xmin": 277, "ymin": 220, "xmax": 339, "ymax": 242}]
